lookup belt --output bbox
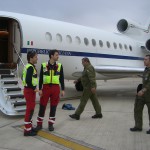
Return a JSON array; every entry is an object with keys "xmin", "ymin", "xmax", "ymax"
[
  {"xmin": 24, "ymin": 86, "xmax": 36, "ymax": 89},
  {"xmin": 44, "ymin": 84, "xmax": 59, "ymax": 87}
]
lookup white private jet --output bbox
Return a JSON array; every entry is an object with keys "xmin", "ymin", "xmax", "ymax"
[{"xmin": 0, "ymin": 11, "xmax": 149, "ymax": 115}]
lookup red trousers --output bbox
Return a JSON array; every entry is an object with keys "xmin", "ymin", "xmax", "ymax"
[
  {"xmin": 37, "ymin": 84, "xmax": 60, "ymax": 126},
  {"xmin": 24, "ymin": 88, "xmax": 36, "ymax": 133}
]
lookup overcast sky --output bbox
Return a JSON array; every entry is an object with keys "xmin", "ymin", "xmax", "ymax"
[{"xmin": 0, "ymin": 0, "xmax": 150, "ymax": 32}]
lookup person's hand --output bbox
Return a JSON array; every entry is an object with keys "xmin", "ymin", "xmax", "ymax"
[
  {"xmin": 61, "ymin": 90, "xmax": 65, "ymax": 97},
  {"xmin": 34, "ymin": 88, "xmax": 39, "ymax": 92},
  {"xmin": 91, "ymin": 88, "xmax": 96, "ymax": 94},
  {"xmin": 39, "ymin": 90, "xmax": 43, "ymax": 97},
  {"xmin": 74, "ymin": 80, "xmax": 78, "ymax": 84},
  {"xmin": 137, "ymin": 90, "xmax": 144, "ymax": 97}
]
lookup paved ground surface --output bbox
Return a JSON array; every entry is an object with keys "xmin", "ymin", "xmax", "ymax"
[{"xmin": 0, "ymin": 77, "xmax": 150, "ymax": 150}]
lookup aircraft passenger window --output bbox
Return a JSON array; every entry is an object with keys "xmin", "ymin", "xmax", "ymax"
[
  {"xmin": 129, "ymin": 45, "xmax": 132, "ymax": 51},
  {"xmin": 75, "ymin": 36, "xmax": 81, "ymax": 45},
  {"xmin": 84, "ymin": 38, "xmax": 89, "ymax": 46},
  {"xmin": 106, "ymin": 41, "xmax": 110, "ymax": 48},
  {"xmin": 66, "ymin": 35, "xmax": 72, "ymax": 44},
  {"xmin": 113, "ymin": 42, "xmax": 117, "ymax": 49},
  {"xmin": 99, "ymin": 40, "xmax": 103, "ymax": 47},
  {"xmin": 56, "ymin": 33, "xmax": 62, "ymax": 42},
  {"xmin": 45, "ymin": 32, "xmax": 52, "ymax": 41},
  {"xmin": 119, "ymin": 43, "xmax": 122, "ymax": 49},
  {"xmin": 92, "ymin": 39, "xmax": 96, "ymax": 47},
  {"xmin": 124, "ymin": 44, "xmax": 127, "ymax": 50}
]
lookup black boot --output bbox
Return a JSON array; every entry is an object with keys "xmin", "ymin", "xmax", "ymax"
[
  {"xmin": 92, "ymin": 114, "xmax": 103, "ymax": 119},
  {"xmin": 146, "ymin": 129, "xmax": 150, "ymax": 134},
  {"xmin": 49, "ymin": 124, "xmax": 54, "ymax": 131},
  {"xmin": 32, "ymin": 127, "xmax": 38, "ymax": 133},
  {"xmin": 130, "ymin": 127, "xmax": 142, "ymax": 132},
  {"xmin": 24, "ymin": 130, "xmax": 37, "ymax": 136},
  {"xmin": 34, "ymin": 125, "xmax": 42, "ymax": 132},
  {"xmin": 69, "ymin": 114, "xmax": 80, "ymax": 120}
]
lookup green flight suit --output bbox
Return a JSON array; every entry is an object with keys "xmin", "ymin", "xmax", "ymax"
[
  {"xmin": 75, "ymin": 64, "xmax": 102, "ymax": 116},
  {"xmin": 134, "ymin": 67, "xmax": 150, "ymax": 129}
]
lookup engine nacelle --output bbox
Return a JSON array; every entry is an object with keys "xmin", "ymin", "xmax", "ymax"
[
  {"xmin": 117, "ymin": 19, "xmax": 150, "ymax": 52},
  {"xmin": 140, "ymin": 39, "xmax": 150, "ymax": 52},
  {"xmin": 117, "ymin": 19, "xmax": 129, "ymax": 33},
  {"xmin": 145, "ymin": 39, "xmax": 150, "ymax": 51},
  {"xmin": 117, "ymin": 19, "xmax": 146, "ymax": 35}
]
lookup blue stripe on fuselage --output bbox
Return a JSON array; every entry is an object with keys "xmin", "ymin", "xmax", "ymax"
[{"xmin": 21, "ymin": 48, "xmax": 143, "ymax": 60}]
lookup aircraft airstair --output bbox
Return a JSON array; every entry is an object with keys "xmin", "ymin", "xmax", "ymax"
[
  {"xmin": 0, "ymin": 67, "xmax": 26, "ymax": 115},
  {"xmin": 0, "ymin": 67, "xmax": 26, "ymax": 116}
]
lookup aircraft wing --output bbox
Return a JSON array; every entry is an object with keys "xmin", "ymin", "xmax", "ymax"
[
  {"xmin": 94, "ymin": 66, "xmax": 144, "ymax": 78},
  {"xmin": 72, "ymin": 66, "xmax": 144, "ymax": 79}
]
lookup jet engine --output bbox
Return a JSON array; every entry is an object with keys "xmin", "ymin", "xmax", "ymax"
[
  {"xmin": 117, "ymin": 19, "xmax": 129, "ymax": 33},
  {"xmin": 145, "ymin": 39, "xmax": 150, "ymax": 51},
  {"xmin": 117, "ymin": 19, "xmax": 147, "ymax": 34},
  {"xmin": 117, "ymin": 19, "xmax": 150, "ymax": 51}
]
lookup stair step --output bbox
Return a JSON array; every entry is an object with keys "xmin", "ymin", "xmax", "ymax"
[
  {"xmin": 8, "ymin": 94, "xmax": 24, "ymax": 99},
  {"xmin": 3, "ymin": 81, "xmax": 18, "ymax": 85},
  {"xmin": 0, "ymin": 69, "xmax": 11, "ymax": 74},
  {"xmin": 14, "ymin": 107, "xmax": 26, "ymax": 112},
  {"xmin": 0, "ymin": 66, "xmax": 26, "ymax": 116},
  {"xmin": 1, "ymin": 74, "xmax": 15, "ymax": 79},
  {"xmin": 14, "ymin": 101, "xmax": 26, "ymax": 107},
  {"xmin": 5, "ymin": 87, "xmax": 21, "ymax": 92}
]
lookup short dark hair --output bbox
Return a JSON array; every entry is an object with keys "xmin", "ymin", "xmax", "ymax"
[
  {"xmin": 82, "ymin": 57, "xmax": 90, "ymax": 63},
  {"xmin": 146, "ymin": 55, "xmax": 150, "ymax": 60},
  {"xmin": 49, "ymin": 49, "xmax": 59, "ymax": 58},
  {"xmin": 27, "ymin": 51, "xmax": 37, "ymax": 62}
]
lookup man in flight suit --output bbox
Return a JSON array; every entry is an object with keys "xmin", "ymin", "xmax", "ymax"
[
  {"xmin": 69, "ymin": 57, "xmax": 102, "ymax": 120},
  {"xmin": 22, "ymin": 51, "xmax": 38, "ymax": 136},
  {"xmin": 130, "ymin": 55, "xmax": 150, "ymax": 134},
  {"xmin": 35, "ymin": 49, "xmax": 65, "ymax": 131}
]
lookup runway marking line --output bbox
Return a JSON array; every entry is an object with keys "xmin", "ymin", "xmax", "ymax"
[
  {"xmin": 38, "ymin": 130, "xmax": 92, "ymax": 150},
  {"xmin": 21, "ymin": 126, "xmax": 92, "ymax": 150}
]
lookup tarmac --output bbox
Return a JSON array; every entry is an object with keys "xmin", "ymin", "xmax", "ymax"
[{"xmin": 0, "ymin": 77, "xmax": 150, "ymax": 150}]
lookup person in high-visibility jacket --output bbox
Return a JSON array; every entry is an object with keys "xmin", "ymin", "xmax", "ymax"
[
  {"xmin": 35, "ymin": 49, "xmax": 65, "ymax": 131},
  {"xmin": 22, "ymin": 51, "xmax": 38, "ymax": 136}
]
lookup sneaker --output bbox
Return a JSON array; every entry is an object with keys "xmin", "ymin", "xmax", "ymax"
[
  {"xmin": 92, "ymin": 114, "xmax": 103, "ymax": 119},
  {"xmin": 69, "ymin": 114, "xmax": 80, "ymax": 120},
  {"xmin": 34, "ymin": 125, "xmax": 42, "ymax": 132},
  {"xmin": 49, "ymin": 124, "xmax": 54, "ymax": 131},
  {"xmin": 146, "ymin": 129, "xmax": 150, "ymax": 134},
  {"xmin": 130, "ymin": 127, "xmax": 142, "ymax": 132},
  {"xmin": 24, "ymin": 131, "xmax": 37, "ymax": 136}
]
